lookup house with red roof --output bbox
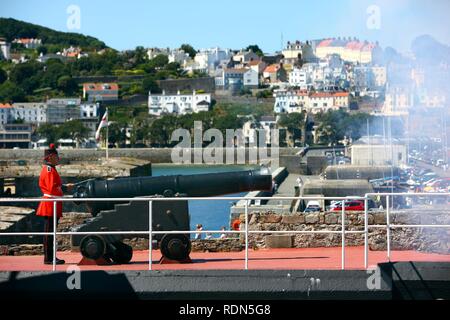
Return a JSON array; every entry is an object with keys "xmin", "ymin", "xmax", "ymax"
[
  {"xmin": 83, "ymin": 83, "xmax": 119, "ymax": 102},
  {"xmin": 12, "ymin": 38, "xmax": 42, "ymax": 49},
  {"xmin": 315, "ymin": 38, "xmax": 380, "ymax": 64},
  {"xmin": 263, "ymin": 64, "xmax": 287, "ymax": 83}
]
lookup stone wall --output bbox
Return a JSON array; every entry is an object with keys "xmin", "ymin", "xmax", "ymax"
[
  {"xmin": 0, "ymin": 148, "xmax": 297, "ymax": 164},
  {"xmin": 0, "ymin": 212, "xmax": 243, "ymax": 256},
  {"xmin": 243, "ymin": 210, "xmax": 450, "ymax": 254}
]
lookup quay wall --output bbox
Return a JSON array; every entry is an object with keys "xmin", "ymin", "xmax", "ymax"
[
  {"xmin": 0, "ymin": 148, "xmax": 297, "ymax": 165},
  {"xmin": 242, "ymin": 210, "xmax": 450, "ymax": 254}
]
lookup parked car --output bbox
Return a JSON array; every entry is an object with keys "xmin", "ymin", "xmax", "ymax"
[
  {"xmin": 303, "ymin": 200, "xmax": 322, "ymax": 213},
  {"xmin": 330, "ymin": 200, "xmax": 365, "ymax": 211}
]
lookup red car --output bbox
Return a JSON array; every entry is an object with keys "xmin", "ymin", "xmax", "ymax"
[{"xmin": 330, "ymin": 200, "xmax": 365, "ymax": 211}]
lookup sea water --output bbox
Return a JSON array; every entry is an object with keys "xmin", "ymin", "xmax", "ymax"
[{"xmin": 151, "ymin": 164, "xmax": 258, "ymax": 236}]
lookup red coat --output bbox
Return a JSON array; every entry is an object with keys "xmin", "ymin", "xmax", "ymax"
[{"xmin": 36, "ymin": 165, "xmax": 63, "ymax": 218}]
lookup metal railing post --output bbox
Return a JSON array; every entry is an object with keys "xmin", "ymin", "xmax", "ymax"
[
  {"xmin": 386, "ymin": 195, "xmax": 391, "ymax": 261},
  {"xmin": 364, "ymin": 197, "xmax": 369, "ymax": 269},
  {"xmin": 245, "ymin": 200, "xmax": 249, "ymax": 270},
  {"xmin": 148, "ymin": 200, "xmax": 153, "ymax": 271},
  {"xmin": 341, "ymin": 200, "xmax": 345, "ymax": 270},
  {"xmin": 53, "ymin": 200, "xmax": 57, "ymax": 272}
]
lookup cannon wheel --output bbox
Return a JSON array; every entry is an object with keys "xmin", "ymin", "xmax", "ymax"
[
  {"xmin": 160, "ymin": 234, "xmax": 191, "ymax": 261},
  {"xmin": 106, "ymin": 241, "xmax": 133, "ymax": 264},
  {"xmin": 80, "ymin": 235, "xmax": 106, "ymax": 260}
]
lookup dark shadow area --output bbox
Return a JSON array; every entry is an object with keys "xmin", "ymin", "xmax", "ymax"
[
  {"xmin": 379, "ymin": 261, "xmax": 450, "ymax": 300},
  {"xmin": 0, "ymin": 270, "xmax": 138, "ymax": 300}
]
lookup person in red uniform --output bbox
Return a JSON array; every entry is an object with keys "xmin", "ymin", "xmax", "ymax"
[{"xmin": 37, "ymin": 144, "xmax": 73, "ymax": 265}]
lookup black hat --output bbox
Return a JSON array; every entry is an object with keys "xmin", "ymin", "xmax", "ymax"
[{"xmin": 44, "ymin": 143, "xmax": 58, "ymax": 159}]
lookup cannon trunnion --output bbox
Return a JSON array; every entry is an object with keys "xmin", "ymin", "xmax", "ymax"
[{"xmin": 71, "ymin": 169, "xmax": 272, "ymax": 264}]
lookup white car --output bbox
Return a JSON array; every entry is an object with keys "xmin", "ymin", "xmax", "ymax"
[{"xmin": 304, "ymin": 200, "xmax": 322, "ymax": 212}]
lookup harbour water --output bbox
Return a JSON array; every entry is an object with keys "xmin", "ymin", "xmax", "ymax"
[{"xmin": 151, "ymin": 164, "xmax": 258, "ymax": 235}]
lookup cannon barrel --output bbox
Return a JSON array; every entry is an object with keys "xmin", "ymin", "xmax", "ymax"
[{"xmin": 74, "ymin": 169, "xmax": 272, "ymax": 214}]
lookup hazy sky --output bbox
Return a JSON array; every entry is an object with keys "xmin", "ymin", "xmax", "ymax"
[{"xmin": 1, "ymin": 0, "xmax": 450, "ymax": 53}]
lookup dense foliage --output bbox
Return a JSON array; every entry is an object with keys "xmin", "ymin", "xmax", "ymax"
[{"xmin": 0, "ymin": 18, "xmax": 107, "ymax": 50}]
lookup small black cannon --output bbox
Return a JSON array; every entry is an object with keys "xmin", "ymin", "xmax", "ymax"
[{"xmin": 71, "ymin": 169, "xmax": 272, "ymax": 264}]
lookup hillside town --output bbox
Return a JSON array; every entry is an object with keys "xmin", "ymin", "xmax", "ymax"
[{"xmin": 0, "ymin": 20, "xmax": 449, "ymax": 171}]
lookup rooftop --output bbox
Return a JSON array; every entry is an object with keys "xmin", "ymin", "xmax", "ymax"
[
  {"xmin": 353, "ymin": 135, "xmax": 402, "ymax": 146},
  {"xmin": 264, "ymin": 64, "xmax": 281, "ymax": 73},
  {"xmin": 83, "ymin": 83, "xmax": 119, "ymax": 91}
]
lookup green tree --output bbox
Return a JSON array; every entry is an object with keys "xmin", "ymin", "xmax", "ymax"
[
  {"xmin": 149, "ymin": 54, "xmax": 169, "ymax": 69},
  {"xmin": 147, "ymin": 115, "xmax": 178, "ymax": 146},
  {"xmin": 133, "ymin": 46, "xmax": 148, "ymax": 66},
  {"xmin": 0, "ymin": 68, "xmax": 7, "ymax": 84},
  {"xmin": 245, "ymin": 44, "xmax": 264, "ymax": 57},
  {"xmin": 314, "ymin": 109, "xmax": 373, "ymax": 145},
  {"xmin": 58, "ymin": 120, "xmax": 90, "ymax": 148},
  {"xmin": 142, "ymin": 75, "xmax": 161, "ymax": 93},
  {"xmin": 37, "ymin": 123, "xmax": 59, "ymax": 144},
  {"xmin": 9, "ymin": 61, "xmax": 41, "ymax": 86},
  {"xmin": 278, "ymin": 112, "xmax": 306, "ymax": 146},
  {"xmin": 0, "ymin": 81, "xmax": 26, "ymax": 102},
  {"xmin": 180, "ymin": 44, "xmax": 196, "ymax": 58},
  {"xmin": 37, "ymin": 46, "xmax": 47, "ymax": 55},
  {"xmin": 107, "ymin": 121, "xmax": 127, "ymax": 147},
  {"xmin": 57, "ymin": 75, "xmax": 78, "ymax": 95}
]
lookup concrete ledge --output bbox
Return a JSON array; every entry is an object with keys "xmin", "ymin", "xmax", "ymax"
[{"xmin": 0, "ymin": 269, "xmax": 392, "ymax": 300}]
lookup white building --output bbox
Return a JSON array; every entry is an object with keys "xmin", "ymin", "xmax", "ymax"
[
  {"xmin": 274, "ymin": 89, "xmax": 350, "ymax": 114},
  {"xmin": 289, "ymin": 67, "xmax": 310, "ymax": 87},
  {"xmin": 80, "ymin": 103, "xmax": 99, "ymax": 118},
  {"xmin": 273, "ymin": 90, "xmax": 308, "ymax": 113},
  {"xmin": 382, "ymin": 85, "xmax": 414, "ymax": 115},
  {"xmin": 0, "ymin": 104, "xmax": 12, "ymax": 125},
  {"xmin": 10, "ymin": 102, "xmax": 47, "ymax": 124},
  {"xmin": 232, "ymin": 50, "xmax": 260, "ymax": 64},
  {"xmin": 147, "ymin": 47, "xmax": 170, "ymax": 60},
  {"xmin": 242, "ymin": 116, "xmax": 278, "ymax": 145},
  {"xmin": 194, "ymin": 47, "xmax": 232, "ymax": 72},
  {"xmin": 0, "ymin": 38, "xmax": 11, "ymax": 60},
  {"xmin": 148, "ymin": 91, "xmax": 211, "ymax": 116},
  {"xmin": 169, "ymin": 49, "xmax": 191, "ymax": 65},
  {"xmin": 350, "ymin": 135, "xmax": 407, "ymax": 166},
  {"xmin": 216, "ymin": 68, "xmax": 259, "ymax": 90}
]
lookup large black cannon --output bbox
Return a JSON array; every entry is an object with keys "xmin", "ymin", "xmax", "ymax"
[{"xmin": 71, "ymin": 169, "xmax": 272, "ymax": 264}]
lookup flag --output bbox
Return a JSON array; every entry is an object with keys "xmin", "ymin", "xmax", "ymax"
[{"xmin": 95, "ymin": 110, "xmax": 108, "ymax": 141}]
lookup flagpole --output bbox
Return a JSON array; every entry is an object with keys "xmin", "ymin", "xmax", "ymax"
[{"xmin": 106, "ymin": 107, "xmax": 109, "ymax": 161}]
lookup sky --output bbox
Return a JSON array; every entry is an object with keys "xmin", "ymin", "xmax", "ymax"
[{"xmin": 1, "ymin": 0, "xmax": 450, "ymax": 53}]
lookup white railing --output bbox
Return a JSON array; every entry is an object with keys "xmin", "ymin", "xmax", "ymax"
[
  {"xmin": 0, "ymin": 193, "xmax": 449, "ymax": 271},
  {"xmin": 363, "ymin": 192, "xmax": 450, "ymax": 269}
]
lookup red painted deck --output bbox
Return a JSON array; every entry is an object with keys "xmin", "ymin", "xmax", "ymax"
[{"xmin": 1, "ymin": 247, "xmax": 449, "ymax": 272}]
